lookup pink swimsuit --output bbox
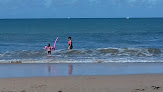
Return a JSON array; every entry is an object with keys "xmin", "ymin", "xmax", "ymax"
[
  {"xmin": 45, "ymin": 46, "xmax": 54, "ymax": 51},
  {"xmin": 68, "ymin": 40, "xmax": 72, "ymax": 45},
  {"xmin": 68, "ymin": 40, "xmax": 73, "ymax": 49}
]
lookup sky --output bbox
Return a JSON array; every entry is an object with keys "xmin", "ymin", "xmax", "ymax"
[{"xmin": 0, "ymin": 0, "xmax": 163, "ymax": 18}]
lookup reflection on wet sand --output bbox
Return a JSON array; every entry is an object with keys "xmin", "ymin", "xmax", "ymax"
[
  {"xmin": 47, "ymin": 64, "xmax": 73, "ymax": 76},
  {"xmin": 48, "ymin": 65, "xmax": 57, "ymax": 76},
  {"xmin": 69, "ymin": 65, "xmax": 73, "ymax": 75},
  {"xmin": 48, "ymin": 66, "xmax": 51, "ymax": 72}
]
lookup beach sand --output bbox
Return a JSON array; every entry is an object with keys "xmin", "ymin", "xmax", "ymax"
[{"xmin": 0, "ymin": 74, "xmax": 163, "ymax": 92}]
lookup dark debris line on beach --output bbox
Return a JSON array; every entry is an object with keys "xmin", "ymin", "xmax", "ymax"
[{"xmin": 132, "ymin": 86, "xmax": 161, "ymax": 92}]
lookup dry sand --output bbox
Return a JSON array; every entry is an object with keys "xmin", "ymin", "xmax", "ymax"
[{"xmin": 0, "ymin": 74, "xmax": 163, "ymax": 92}]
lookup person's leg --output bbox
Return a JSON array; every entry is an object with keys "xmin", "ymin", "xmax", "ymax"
[
  {"xmin": 70, "ymin": 46, "xmax": 73, "ymax": 49},
  {"xmin": 48, "ymin": 51, "xmax": 51, "ymax": 55}
]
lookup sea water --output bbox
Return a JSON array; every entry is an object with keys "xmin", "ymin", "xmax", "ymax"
[{"xmin": 0, "ymin": 18, "xmax": 163, "ymax": 63}]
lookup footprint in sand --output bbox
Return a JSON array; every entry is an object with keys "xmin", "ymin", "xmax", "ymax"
[
  {"xmin": 132, "ymin": 86, "xmax": 161, "ymax": 92},
  {"xmin": 132, "ymin": 88, "xmax": 145, "ymax": 92},
  {"xmin": 31, "ymin": 84, "xmax": 47, "ymax": 88},
  {"xmin": 20, "ymin": 90, "xmax": 26, "ymax": 92},
  {"xmin": 151, "ymin": 86, "xmax": 161, "ymax": 90},
  {"xmin": 1, "ymin": 91, "xmax": 17, "ymax": 92}
]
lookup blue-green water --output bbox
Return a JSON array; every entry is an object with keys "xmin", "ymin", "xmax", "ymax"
[{"xmin": 0, "ymin": 18, "xmax": 163, "ymax": 63}]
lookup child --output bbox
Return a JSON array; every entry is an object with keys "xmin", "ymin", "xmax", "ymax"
[
  {"xmin": 68, "ymin": 37, "xmax": 73, "ymax": 50},
  {"xmin": 45, "ymin": 44, "xmax": 54, "ymax": 55}
]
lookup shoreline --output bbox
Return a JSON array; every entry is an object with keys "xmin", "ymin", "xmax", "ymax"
[
  {"xmin": 0, "ymin": 74, "xmax": 163, "ymax": 92},
  {"xmin": 1, "ymin": 63, "xmax": 163, "ymax": 78},
  {"xmin": 1, "ymin": 61, "xmax": 163, "ymax": 64},
  {"xmin": 1, "ymin": 73, "xmax": 163, "ymax": 79}
]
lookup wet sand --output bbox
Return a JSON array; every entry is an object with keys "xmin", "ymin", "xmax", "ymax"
[
  {"xmin": 0, "ymin": 63, "xmax": 163, "ymax": 92},
  {"xmin": 1, "ymin": 63, "xmax": 163, "ymax": 78},
  {"xmin": 0, "ymin": 74, "xmax": 163, "ymax": 92}
]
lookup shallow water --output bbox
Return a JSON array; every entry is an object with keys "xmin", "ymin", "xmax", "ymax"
[{"xmin": 0, "ymin": 18, "xmax": 163, "ymax": 63}]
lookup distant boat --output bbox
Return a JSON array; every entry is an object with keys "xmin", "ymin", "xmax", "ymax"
[{"xmin": 126, "ymin": 17, "xmax": 130, "ymax": 19}]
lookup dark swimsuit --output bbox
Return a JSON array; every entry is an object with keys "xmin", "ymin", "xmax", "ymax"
[
  {"xmin": 68, "ymin": 40, "xmax": 73, "ymax": 49},
  {"xmin": 48, "ymin": 51, "xmax": 51, "ymax": 54},
  {"xmin": 69, "ymin": 45, "xmax": 73, "ymax": 49}
]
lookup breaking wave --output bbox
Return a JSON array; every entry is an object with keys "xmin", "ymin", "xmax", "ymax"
[{"xmin": 0, "ymin": 48, "xmax": 162, "ymax": 63}]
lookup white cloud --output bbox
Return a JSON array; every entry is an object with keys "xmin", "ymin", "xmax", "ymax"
[{"xmin": 0, "ymin": 0, "xmax": 161, "ymax": 9}]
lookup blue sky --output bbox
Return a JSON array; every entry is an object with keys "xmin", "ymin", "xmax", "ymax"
[{"xmin": 0, "ymin": 0, "xmax": 163, "ymax": 18}]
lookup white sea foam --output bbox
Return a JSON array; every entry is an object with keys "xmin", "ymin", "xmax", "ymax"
[{"xmin": 0, "ymin": 48, "xmax": 162, "ymax": 63}]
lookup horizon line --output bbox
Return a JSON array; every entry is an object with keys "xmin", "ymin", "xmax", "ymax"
[{"xmin": 0, "ymin": 17, "xmax": 163, "ymax": 19}]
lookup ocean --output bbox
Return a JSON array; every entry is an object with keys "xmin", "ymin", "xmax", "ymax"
[{"xmin": 0, "ymin": 18, "xmax": 163, "ymax": 63}]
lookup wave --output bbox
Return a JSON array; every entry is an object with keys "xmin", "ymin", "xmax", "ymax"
[
  {"xmin": 56, "ymin": 48, "xmax": 162, "ymax": 57},
  {"xmin": 98, "ymin": 48, "xmax": 162, "ymax": 57},
  {"xmin": 0, "ymin": 48, "xmax": 162, "ymax": 63},
  {"xmin": 0, "ymin": 58, "xmax": 163, "ymax": 63},
  {"xmin": 0, "ymin": 48, "xmax": 162, "ymax": 58},
  {"xmin": 0, "ymin": 50, "xmax": 47, "ymax": 58}
]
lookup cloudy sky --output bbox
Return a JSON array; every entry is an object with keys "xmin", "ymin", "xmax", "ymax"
[{"xmin": 0, "ymin": 0, "xmax": 163, "ymax": 18}]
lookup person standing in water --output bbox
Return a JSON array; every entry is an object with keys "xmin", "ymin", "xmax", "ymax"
[
  {"xmin": 68, "ymin": 37, "xmax": 73, "ymax": 50},
  {"xmin": 45, "ymin": 44, "xmax": 54, "ymax": 55}
]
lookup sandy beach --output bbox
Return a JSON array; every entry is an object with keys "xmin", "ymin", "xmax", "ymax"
[
  {"xmin": 0, "ymin": 74, "xmax": 162, "ymax": 92},
  {"xmin": 0, "ymin": 63, "xmax": 162, "ymax": 92}
]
